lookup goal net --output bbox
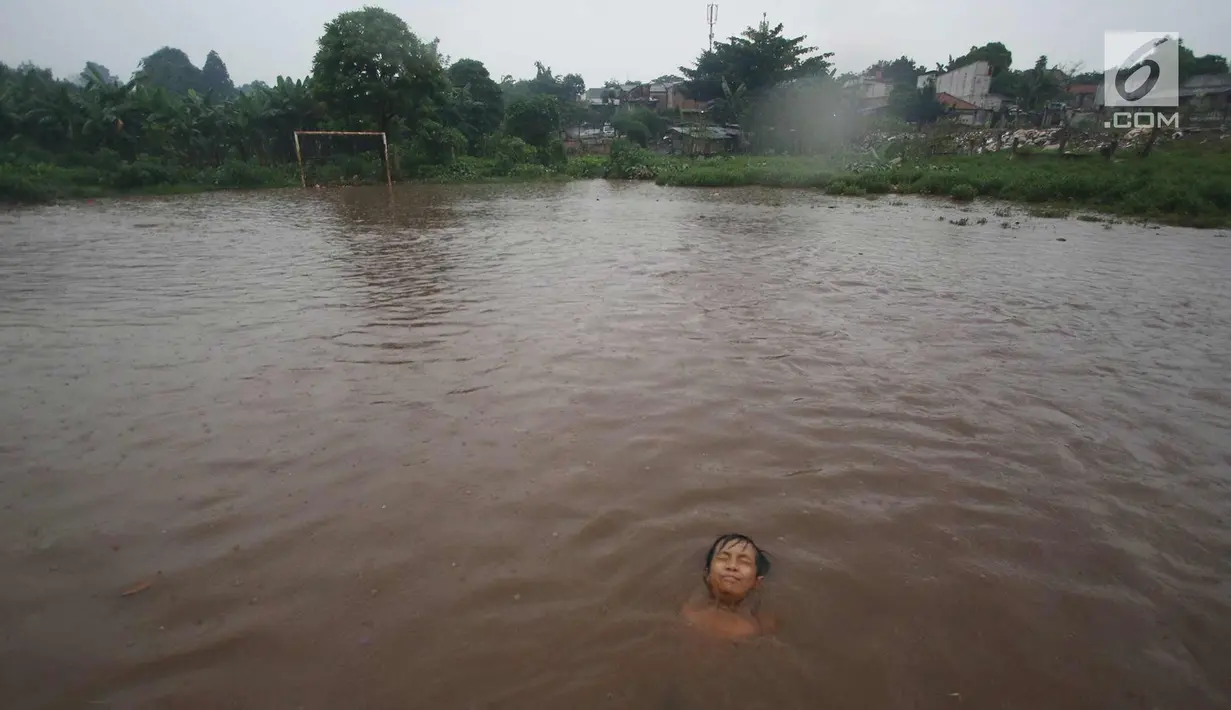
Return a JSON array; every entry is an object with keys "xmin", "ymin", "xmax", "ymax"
[{"xmin": 293, "ymin": 131, "xmax": 392, "ymax": 187}]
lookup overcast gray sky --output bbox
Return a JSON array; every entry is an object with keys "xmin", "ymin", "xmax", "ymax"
[{"xmin": 1, "ymin": 0, "xmax": 1226, "ymax": 86}]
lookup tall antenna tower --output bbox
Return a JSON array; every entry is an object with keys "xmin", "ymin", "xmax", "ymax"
[{"xmin": 707, "ymin": 4, "xmax": 718, "ymax": 50}]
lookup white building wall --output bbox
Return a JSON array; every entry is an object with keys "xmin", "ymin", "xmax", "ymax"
[{"xmin": 934, "ymin": 60, "xmax": 995, "ymax": 108}]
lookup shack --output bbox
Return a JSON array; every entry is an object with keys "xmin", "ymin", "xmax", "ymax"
[{"xmin": 667, "ymin": 125, "xmax": 742, "ymax": 155}]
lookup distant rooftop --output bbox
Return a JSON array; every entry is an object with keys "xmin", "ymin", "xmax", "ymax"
[
  {"xmin": 936, "ymin": 92, "xmax": 978, "ymax": 110},
  {"xmin": 668, "ymin": 125, "xmax": 741, "ymax": 139}
]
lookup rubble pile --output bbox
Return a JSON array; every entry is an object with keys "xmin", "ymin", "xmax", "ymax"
[{"xmin": 858, "ymin": 125, "xmax": 1226, "ymax": 157}]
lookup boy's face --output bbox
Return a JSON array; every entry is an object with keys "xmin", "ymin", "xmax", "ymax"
[{"xmin": 707, "ymin": 539, "xmax": 761, "ymax": 600}]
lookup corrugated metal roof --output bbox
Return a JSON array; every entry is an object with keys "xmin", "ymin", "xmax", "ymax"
[{"xmin": 668, "ymin": 125, "xmax": 742, "ymax": 139}]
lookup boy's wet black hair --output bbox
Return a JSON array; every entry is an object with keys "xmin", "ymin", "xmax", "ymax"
[{"xmin": 704, "ymin": 533, "xmax": 771, "ymax": 578}]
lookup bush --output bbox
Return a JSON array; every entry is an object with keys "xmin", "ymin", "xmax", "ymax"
[
  {"xmin": 910, "ymin": 171, "xmax": 961, "ymax": 196},
  {"xmin": 0, "ymin": 164, "xmax": 56, "ymax": 203},
  {"xmin": 61, "ymin": 148, "xmax": 124, "ymax": 173},
  {"xmin": 113, "ymin": 157, "xmax": 180, "ymax": 189},
  {"xmin": 949, "ymin": 183, "xmax": 977, "ymax": 201},
  {"xmin": 485, "ymin": 135, "xmax": 539, "ymax": 176},
  {"xmin": 566, "ymin": 156, "xmax": 607, "ymax": 178},
  {"xmin": 541, "ymin": 138, "xmax": 568, "ymax": 168},
  {"xmin": 410, "ymin": 122, "xmax": 469, "ymax": 167},
  {"xmin": 854, "ymin": 172, "xmax": 891, "ymax": 194},
  {"xmin": 613, "ymin": 116, "xmax": 650, "ymax": 147},
  {"xmin": 507, "ymin": 163, "xmax": 556, "ymax": 179},
  {"xmin": 606, "ymin": 139, "xmax": 658, "ymax": 180},
  {"xmin": 207, "ymin": 160, "xmax": 293, "ymax": 189}
]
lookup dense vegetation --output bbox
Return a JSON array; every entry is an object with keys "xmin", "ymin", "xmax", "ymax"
[
  {"xmin": 0, "ymin": 6, "xmax": 594, "ymax": 201},
  {"xmin": 2, "ymin": 5, "xmax": 1228, "ymax": 228},
  {"xmin": 646, "ymin": 140, "xmax": 1231, "ymax": 228}
]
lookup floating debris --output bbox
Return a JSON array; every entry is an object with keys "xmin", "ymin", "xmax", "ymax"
[{"xmin": 121, "ymin": 581, "xmax": 152, "ymax": 597}]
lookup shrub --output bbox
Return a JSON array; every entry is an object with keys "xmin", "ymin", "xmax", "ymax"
[
  {"xmin": 113, "ymin": 157, "xmax": 179, "ymax": 189},
  {"xmin": 207, "ymin": 160, "xmax": 292, "ymax": 189},
  {"xmin": 606, "ymin": 139, "xmax": 657, "ymax": 180},
  {"xmin": 484, "ymin": 134, "xmax": 539, "ymax": 175},
  {"xmin": 949, "ymin": 183, "xmax": 977, "ymax": 201},
  {"xmin": 0, "ymin": 164, "xmax": 56, "ymax": 203},
  {"xmin": 540, "ymin": 138, "xmax": 568, "ymax": 168},
  {"xmin": 854, "ymin": 172, "xmax": 891, "ymax": 194},
  {"xmin": 566, "ymin": 156, "xmax": 607, "ymax": 178}
]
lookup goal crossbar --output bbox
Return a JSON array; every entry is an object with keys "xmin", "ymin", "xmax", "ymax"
[{"xmin": 293, "ymin": 130, "xmax": 392, "ymax": 188}]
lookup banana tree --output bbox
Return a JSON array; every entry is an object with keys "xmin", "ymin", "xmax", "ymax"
[
  {"xmin": 77, "ymin": 70, "xmax": 137, "ymax": 155},
  {"xmin": 20, "ymin": 81, "xmax": 82, "ymax": 150},
  {"xmin": 229, "ymin": 90, "xmax": 271, "ymax": 163}
]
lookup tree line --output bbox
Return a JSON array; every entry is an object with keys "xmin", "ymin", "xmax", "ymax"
[
  {"xmin": 0, "ymin": 6, "xmax": 610, "ymax": 194},
  {"xmin": 2, "ymin": 5, "xmax": 1227, "ymax": 200}
]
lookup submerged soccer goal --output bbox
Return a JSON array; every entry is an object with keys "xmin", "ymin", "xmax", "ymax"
[{"xmin": 293, "ymin": 130, "xmax": 393, "ymax": 188}]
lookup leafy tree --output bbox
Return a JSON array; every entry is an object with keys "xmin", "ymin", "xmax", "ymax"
[
  {"xmin": 1068, "ymin": 71, "xmax": 1103, "ymax": 85},
  {"xmin": 627, "ymin": 107, "xmax": 667, "ymax": 139},
  {"xmin": 1014, "ymin": 55, "xmax": 1063, "ymax": 111},
  {"xmin": 559, "ymin": 99, "xmax": 588, "ymax": 133},
  {"xmin": 744, "ymin": 73, "xmax": 843, "ymax": 154},
  {"xmin": 504, "ymin": 94, "xmax": 560, "ymax": 152},
  {"xmin": 446, "ymin": 58, "xmax": 503, "ymax": 152},
  {"xmin": 502, "ymin": 62, "xmax": 586, "ymax": 104},
  {"xmin": 584, "ymin": 103, "xmax": 617, "ymax": 128},
  {"xmin": 135, "ymin": 47, "xmax": 206, "ymax": 95},
  {"xmin": 679, "ymin": 18, "xmax": 834, "ymax": 123},
  {"xmin": 79, "ymin": 62, "xmax": 117, "ymax": 87},
  {"xmin": 890, "ymin": 83, "xmax": 946, "ymax": 125},
  {"xmin": 866, "ymin": 56, "xmax": 922, "ymax": 86},
  {"xmin": 201, "ymin": 50, "xmax": 236, "ymax": 98},
  {"xmin": 612, "ymin": 113, "xmax": 649, "ymax": 146},
  {"xmin": 560, "ymin": 73, "xmax": 586, "ymax": 102},
  {"xmin": 310, "ymin": 6, "xmax": 449, "ymax": 134},
  {"xmin": 948, "ymin": 42, "xmax": 1013, "ymax": 75},
  {"xmin": 1177, "ymin": 39, "xmax": 1229, "ymax": 81},
  {"xmin": 407, "ymin": 119, "xmax": 468, "ymax": 166}
]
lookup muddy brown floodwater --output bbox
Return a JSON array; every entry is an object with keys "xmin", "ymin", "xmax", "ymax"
[{"xmin": 2, "ymin": 182, "xmax": 1230, "ymax": 710}]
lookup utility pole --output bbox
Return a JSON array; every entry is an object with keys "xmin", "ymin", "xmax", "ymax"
[{"xmin": 707, "ymin": 4, "xmax": 718, "ymax": 50}]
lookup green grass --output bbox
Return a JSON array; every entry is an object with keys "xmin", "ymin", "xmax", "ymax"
[
  {"xmin": 640, "ymin": 141, "xmax": 1231, "ymax": 228},
  {"xmin": 0, "ymin": 157, "xmax": 303, "ymax": 204},
  {"xmin": 654, "ymin": 155, "xmax": 840, "ymax": 188},
  {"xmin": 6, "ymin": 138, "xmax": 1230, "ymax": 228}
]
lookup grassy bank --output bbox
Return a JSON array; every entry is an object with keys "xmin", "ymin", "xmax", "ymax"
[
  {"xmin": 0, "ymin": 152, "xmax": 591, "ymax": 204},
  {"xmin": 646, "ymin": 139, "xmax": 1231, "ymax": 228},
  {"xmin": 6, "ymin": 139, "xmax": 1230, "ymax": 228},
  {"xmin": 0, "ymin": 155, "xmax": 303, "ymax": 203}
]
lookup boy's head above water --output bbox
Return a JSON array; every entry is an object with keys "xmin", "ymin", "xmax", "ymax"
[{"xmin": 703, "ymin": 533, "xmax": 771, "ymax": 603}]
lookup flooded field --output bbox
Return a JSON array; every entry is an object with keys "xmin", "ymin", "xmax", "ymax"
[{"xmin": 2, "ymin": 182, "xmax": 1229, "ymax": 710}]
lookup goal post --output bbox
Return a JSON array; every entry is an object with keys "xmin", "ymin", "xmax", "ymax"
[{"xmin": 293, "ymin": 130, "xmax": 393, "ymax": 188}]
